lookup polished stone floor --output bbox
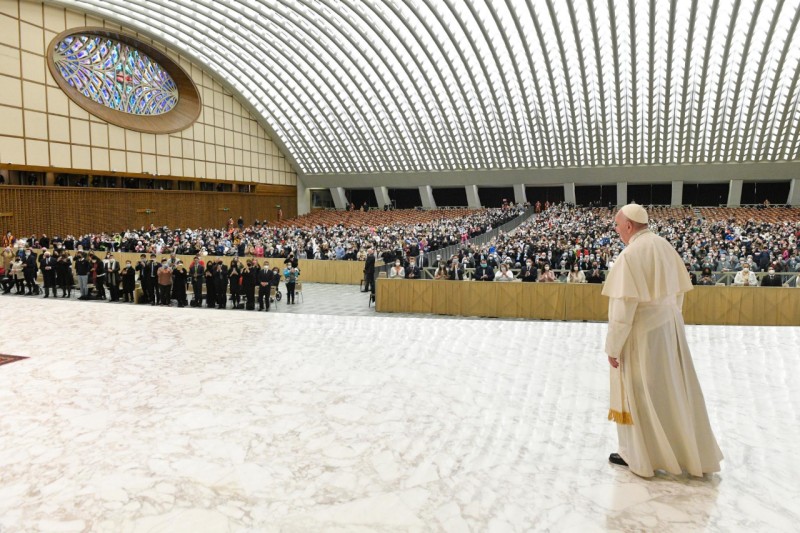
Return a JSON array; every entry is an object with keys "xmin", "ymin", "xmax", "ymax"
[{"xmin": 0, "ymin": 291, "xmax": 797, "ymax": 532}]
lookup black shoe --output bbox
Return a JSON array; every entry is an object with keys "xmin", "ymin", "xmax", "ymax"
[{"xmin": 609, "ymin": 453, "xmax": 628, "ymax": 467}]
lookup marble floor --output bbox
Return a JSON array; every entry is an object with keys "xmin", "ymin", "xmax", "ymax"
[{"xmin": 0, "ymin": 294, "xmax": 798, "ymax": 532}]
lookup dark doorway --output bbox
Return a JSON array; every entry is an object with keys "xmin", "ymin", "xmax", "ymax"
[
  {"xmin": 682, "ymin": 183, "xmax": 729, "ymax": 206},
  {"xmin": 576, "ymin": 184, "xmax": 617, "ymax": 207},
  {"xmin": 478, "ymin": 186, "xmax": 515, "ymax": 207},
  {"xmin": 388, "ymin": 188, "xmax": 422, "ymax": 209},
  {"xmin": 345, "ymin": 189, "xmax": 375, "ymax": 209},
  {"xmin": 627, "ymin": 183, "xmax": 672, "ymax": 205},
  {"xmin": 432, "ymin": 187, "xmax": 468, "ymax": 207},
  {"xmin": 741, "ymin": 181, "xmax": 790, "ymax": 205},
  {"xmin": 525, "ymin": 186, "xmax": 565, "ymax": 205}
]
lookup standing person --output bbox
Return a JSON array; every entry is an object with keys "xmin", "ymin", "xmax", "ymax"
[
  {"xmin": 603, "ymin": 204, "xmax": 722, "ymax": 478},
  {"xmin": 363, "ymin": 248, "xmax": 376, "ymax": 293},
  {"xmin": 241, "ymin": 259, "xmax": 257, "ymax": 310},
  {"xmin": 56, "ymin": 251, "xmax": 73, "ymax": 297},
  {"xmin": 156, "ymin": 258, "xmax": 173, "ymax": 306},
  {"xmin": 213, "ymin": 259, "xmax": 228, "ymax": 309},
  {"xmin": 40, "ymin": 251, "xmax": 57, "ymax": 297},
  {"xmin": 171, "ymin": 260, "xmax": 188, "ymax": 307},
  {"xmin": 228, "ymin": 258, "xmax": 242, "ymax": 308},
  {"xmin": 283, "ymin": 265, "xmax": 299, "ymax": 304},
  {"xmin": 91, "ymin": 255, "xmax": 106, "ymax": 299},
  {"xmin": 22, "ymin": 248, "xmax": 38, "ymax": 295},
  {"xmin": 105, "ymin": 254, "xmax": 120, "ymax": 301},
  {"xmin": 121, "ymin": 260, "xmax": 136, "ymax": 302},
  {"xmin": 257, "ymin": 260, "xmax": 274, "ymax": 311},
  {"xmin": 519, "ymin": 258, "xmax": 537, "ymax": 282},
  {"xmin": 188, "ymin": 256, "xmax": 205, "ymax": 306},
  {"xmin": 144, "ymin": 253, "xmax": 159, "ymax": 305},
  {"xmin": 74, "ymin": 252, "xmax": 91, "ymax": 299},
  {"xmin": 204, "ymin": 261, "xmax": 216, "ymax": 308}
]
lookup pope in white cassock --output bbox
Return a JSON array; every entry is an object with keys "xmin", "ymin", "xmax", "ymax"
[{"xmin": 603, "ymin": 204, "xmax": 723, "ymax": 478}]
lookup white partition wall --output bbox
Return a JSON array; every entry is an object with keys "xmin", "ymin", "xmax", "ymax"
[
  {"xmin": 728, "ymin": 180, "xmax": 744, "ymax": 206},
  {"xmin": 466, "ymin": 185, "xmax": 481, "ymax": 209}
]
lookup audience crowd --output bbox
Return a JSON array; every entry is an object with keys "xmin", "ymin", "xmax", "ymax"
[{"xmin": 2, "ymin": 203, "xmax": 799, "ymax": 311}]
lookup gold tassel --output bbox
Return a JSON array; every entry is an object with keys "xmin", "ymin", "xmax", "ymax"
[{"xmin": 608, "ymin": 409, "xmax": 634, "ymax": 425}]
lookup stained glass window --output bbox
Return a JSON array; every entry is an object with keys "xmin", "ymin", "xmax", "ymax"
[{"xmin": 53, "ymin": 34, "xmax": 179, "ymax": 116}]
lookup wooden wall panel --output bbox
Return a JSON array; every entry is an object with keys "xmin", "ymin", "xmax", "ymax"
[
  {"xmin": 0, "ymin": 185, "xmax": 296, "ymax": 236},
  {"xmin": 375, "ymin": 280, "xmax": 800, "ymax": 326}
]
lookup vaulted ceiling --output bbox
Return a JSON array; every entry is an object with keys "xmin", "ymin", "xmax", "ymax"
[{"xmin": 49, "ymin": 0, "xmax": 800, "ymax": 179}]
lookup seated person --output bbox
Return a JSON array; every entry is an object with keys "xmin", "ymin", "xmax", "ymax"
[
  {"xmin": 405, "ymin": 257, "xmax": 421, "ymax": 279},
  {"xmin": 733, "ymin": 262, "xmax": 757, "ymax": 286},
  {"xmin": 473, "ymin": 259, "xmax": 494, "ymax": 281},
  {"xmin": 566, "ymin": 265, "xmax": 586, "ymax": 283},
  {"xmin": 760, "ymin": 267, "xmax": 782, "ymax": 287},
  {"xmin": 586, "ymin": 262, "xmax": 604, "ymax": 283},
  {"xmin": 696, "ymin": 267, "xmax": 715, "ymax": 286},
  {"xmin": 447, "ymin": 260, "xmax": 465, "ymax": 281},
  {"xmin": 388, "ymin": 260, "xmax": 405, "ymax": 279},
  {"xmin": 537, "ymin": 264, "xmax": 557, "ymax": 282},
  {"xmin": 434, "ymin": 265, "xmax": 448, "ymax": 280},
  {"xmin": 494, "ymin": 263, "xmax": 515, "ymax": 281}
]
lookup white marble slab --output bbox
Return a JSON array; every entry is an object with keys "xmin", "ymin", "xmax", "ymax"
[{"xmin": 0, "ymin": 297, "xmax": 797, "ymax": 532}]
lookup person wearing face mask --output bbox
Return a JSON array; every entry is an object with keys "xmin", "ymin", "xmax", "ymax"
[
  {"xmin": 121, "ymin": 260, "xmax": 136, "ymax": 302},
  {"xmin": 537, "ymin": 263, "xmax": 556, "ymax": 282},
  {"xmin": 172, "ymin": 260, "xmax": 188, "ymax": 308},
  {"xmin": 473, "ymin": 258, "xmax": 494, "ymax": 281},
  {"xmin": 22, "ymin": 248, "xmax": 38, "ymax": 295},
  {"xmin": 188, "ymin": 256, "xmax": 205, "ymax": 306},
  {"xmin": 213, "ymin": 259, "xmax": 228, "ymax": 309},
  {"xmin": 388, "ymin": 259, "xmax": 405, "ymax": 279},
  {"xmin": 567, "ymin": 264, "xmax": 587, "ymax": 283},
  {"xmin": 494, "ymin": 263, "xmax": 515, "ymax": 281},
  {"xmin": 586, "ymin": 262, "xmax": 605, "ymax": 284},
  {"xmin": 283, "ymin": 265, "xmax": 299, "ymax": 304},
  {"xmin": 105, "ymin": 254, "xmax": 120, "ymax": 302},
  {"xmin": 519, "ymin": 258, "xmax": 537, "ymax": 282},
  {"xmin": 760, "ymin": 267, "xmax": 782, "ymax": 287},
  {"xmin": 733, "ymin": 262, "xmax": 757, "ymax": 286},
  {"xmin": 257, "ymin": 261, "xmax": 274, "ymax": 311},
  {"xmin": 405, "ymin": 257, "xmax": 420, "ymax": 279},
  {"xmin": 90, "ymin": 255, "xmax": 106, "ymax": 300},
  {"xmin": 56, "ymin": 251, "xmax": 73, "ymax": 298},
  {"xmin": 242, "ymin": 260, "xmax": 257, "ymax": 310},
  {"xmin": 156, "ymin": 259, "xmax": 172, "ymax": 306},
  {"xmin": 447, "ymin": 259, "xmax": 464, "ymax": 281},
  {"xmin": 204, "ymin": 260, "xmax": 217, "ymax": 308},
  {"xmin": 39, "ymin": 251, "xmax": 57, "ymax": 298}
]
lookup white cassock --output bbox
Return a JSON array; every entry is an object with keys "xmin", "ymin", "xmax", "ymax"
[{"xmin": 602, "ymin": 228, "xmax": 723, "ymax": 477}]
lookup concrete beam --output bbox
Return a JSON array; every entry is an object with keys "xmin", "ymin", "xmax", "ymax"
[
  {"xmin": 727, "ymin": 179, "xmax": 743, "ymax": 207},
  {"xmin": 466, "ymin": 185, "xmax": 481, "ymax": 209},
  {"xmin": 373, "ymin": 186, "xmax": 391, "ymax": 209},
  {"xmin": 513, "ymin": 183, "xmax": 527, "ymax": 204},
  {"xmin": 616, "ymin": 182, "xmax": 627, "ymax": 206},
  {"xmin": 419, "ymin": 186, "xmax": 436, "ymax": 209},
  {"xmin": 564, "ymin": 182, "xmax": 576, "ymax": 204},
  {"xmin": 671, "ymin": 180, "xmax": 683, "ymax": 206},
  {"xmin": 330, "ymin": 187, "xmax": 348, "ymax": 210}
]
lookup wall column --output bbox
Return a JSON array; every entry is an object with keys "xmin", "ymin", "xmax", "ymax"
[
  {"xmin": 330, "ymin": 187, "xmax": 348, "ymax": 210},
  {"xmin": 671, "ymin": 180, "xmax": 683, "ymax": 206},
  {"xmin": 563, "ymin": 182, "xmax": 576, "ymax": 205},
  {"xmin": 786, "ymin": 178, "xmax": 800, "ymax": 206},
  {"xmin": 297, "ymin": 177, "xmax": 311, "ymax": 215},
  {"xmin": 45, "ymin": 172, "xmax": 55, "ymax": 186},
  {"xmin": 727, "ymin": 179, "xmax": 743, "ymax": 207},
  {"xmin": 513, "ymin": 183, "xmax": 527, "ymax": 204},
  {"xmin": 419, "ymin": 185, "xmax": 436, "ymax": 209},
  {"xmin": 466, "ymin": 185, "xmax": 481, "ymax": 209},
  {"xmin": 616, "ymin": 182, "xmax": 628, "ymax": 206},
  {"xmin": 373, "ymin": 186, "xmax": 391, "ymax": 209}
]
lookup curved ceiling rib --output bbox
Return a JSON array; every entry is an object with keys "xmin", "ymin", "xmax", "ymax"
[{"xmin": 47, "ymin": 0, "xmax": 800, "ymax": 176}]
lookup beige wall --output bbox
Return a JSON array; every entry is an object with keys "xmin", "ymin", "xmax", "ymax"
[{"xmin": 0, "ymin": 0, "xmax": 297, "ymax": 186}]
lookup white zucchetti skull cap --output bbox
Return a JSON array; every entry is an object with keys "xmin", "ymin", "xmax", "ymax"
[{"xmin": 620, "ymin": 203, "xmax": 649, "ymax": 224}]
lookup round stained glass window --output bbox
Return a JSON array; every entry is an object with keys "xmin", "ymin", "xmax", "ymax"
[
  {"xmin": 53, "ymin": 34, "xmax": 179, "ymax": 115},
  {"xmin": 47, "ymin": 28, "xmax": 201, "ymax": 134}
]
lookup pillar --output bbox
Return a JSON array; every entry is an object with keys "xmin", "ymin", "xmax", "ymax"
[
  {"xmin": 419, "ymin": 185, "xmax": 436, "ymax": 209},
  {"xmin": 563, "ymin": 182, "xmax": 576, "ymax": 205},
  {"xmin": 786, "ymin": 178, "xmax": 800, "ymax": 206},
  {"xmin": 513, "ymin": 184, "xmax": 527, "ymax": 205},
  {"xmin": 330, "ymin": 187, "xmax": 348, "ymax": 210},
  {"xmin": 616, "ymin": 182, "xmax": 628, "ymax": 206},
  {"xmin": 45, "ymin": 172, "xmax": 55, "ymax": 186},
  {"xmin": 466, "ymin": 185, "xmax": 481, "ymax": 209},
  {"xmin": 727, "ymin": 179, "xmax": 743, "ymax": 207},
  {"xmin": 297, "ymin": 177, "xmax": 311, "ymax": 215},
  {"xmin": 671, "ymin": 180, "xmax": 683, "ymax": 206},
  {"xmin": 374, "ymin": 186, "xmax": 391, "ymax": 209}
]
